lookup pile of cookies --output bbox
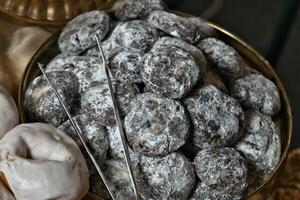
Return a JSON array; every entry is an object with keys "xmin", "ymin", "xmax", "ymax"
[{"xmin": 24, "ymin": 0, "xmax": 282, "ymax": 199}]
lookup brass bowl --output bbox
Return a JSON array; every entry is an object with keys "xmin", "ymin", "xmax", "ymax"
[
  {"xmin": 17, "ymin": 17, "xmax": 292, "ymax": 200},
  {"xmin": 0, "ymin": 0, "xmax": 116, "ymax": 27}
]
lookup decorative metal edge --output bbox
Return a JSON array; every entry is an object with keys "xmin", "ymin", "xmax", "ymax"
[{"xmin": 0, "ymin": 0, "xmax": 116, "ymax": 27}]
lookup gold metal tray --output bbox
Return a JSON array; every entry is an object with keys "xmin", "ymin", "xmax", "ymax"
[
  {"xmin": 16, "ymin": 21, "xmax": 292, "ymax": 200},
  {"xmin": 0, "ymin": 0, "xmax": 116, "ymax": 27}
]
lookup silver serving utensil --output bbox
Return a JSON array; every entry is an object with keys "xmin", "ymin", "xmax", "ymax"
[
  {"xmin": 37, "ymin": 63, "xmax": 116, "ymax": 200},
  {"xmin": 95, "ymin": 34, "xmax": 141, "ymax": 200}
]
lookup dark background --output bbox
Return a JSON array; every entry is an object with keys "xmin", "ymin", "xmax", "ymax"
[{"xmin": 165, "ymin": 0, "xmax": 300, "ymax": 148}]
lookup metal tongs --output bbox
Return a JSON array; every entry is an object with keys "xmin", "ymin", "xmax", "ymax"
[
  {"xmin": 37, "ymin": 34, "xmax": 140, "ymax": 200},
  {"xmin": 95, "ymin": 34, "xmax": 140, "ymax": 200},
  {"xmin": 37, "ymin": 63, "xmax": 117, "ymax": 200}
]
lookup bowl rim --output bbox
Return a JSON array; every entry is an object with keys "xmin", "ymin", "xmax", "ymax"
[{"xmin": 17, "ymin": 19, "xmax": 293, "ymax": 200}]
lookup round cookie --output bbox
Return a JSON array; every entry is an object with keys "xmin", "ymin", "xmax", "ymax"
[
  {"xmin": 198, "ymin": 37, "xmax": 245, "ymax": 79},
  {"xmin": 58, "ymin": 10, "xmax": 110, "ymax": 54},
  {"xmin": 111, "ymin": 20, "xmax": 159, "ymax": 53},
  {"xmin": 124, "ymin": 93, "xmax": 190, "ymax": 156},
  {"xmin": 188, "ymin": 17, "xmax": 218, "ymax": 39},
  {"xmin": 115, "ymin": 0, "xmax": 166, "ymax": 21},
  {"xmin": 194, "ymin": 147, "xmax": 248, "ymax": 194},
  {"xmin": 0, "ymin": 85, "xmax": 19, "ymax": 139},
  {"xmin": 59, "ymin": 114, "xmax": 108, "ymax": 165},
  {"xmin": 136, "ymin": 152, "xmax": 195, "ymax": 200},
  {"xmin": 24, "ymin": 71, "xmax": 79, "ymax": 126},
  {"xmin": 153, "ymin": 36, "xmax": 207, "ymax": 72},
  {"xmin": 109, "ymin": 49, "xmax": 143, "ymax": 83},
  {"xmin": 81, "ymin": 81, "xmax": 139, "ymax": 126},
  {"xmin": 147, "ymin": 10, "xmax": 201, "ymax": 44},
  {"xmin": 189, "ymin": 182, "xmax": 244, "ymax": 200},
  {"xmin": 46, "ymin": 55, "xmax": 106, "ymax": 94},
  {"xmin": 230, "ymin": 74, "xmax": 281, "ymax": 115},
  {"xmin": 183, "ymin": 84, "xmax": 244, "ymax": 149},
  {"xmin": 83, "ymin": 27, "xmax": 124, "ymax": 59},
  {"xmin": 235, "ymin": 111, "xmax": 281, "ymax": 175},
  {"xmin": 103, "ymin": 159, "xmax": 136, "ymax": 200},
  {"xmin": 143, "ymin": 45, "xmax": 201, "ymax": 98}
]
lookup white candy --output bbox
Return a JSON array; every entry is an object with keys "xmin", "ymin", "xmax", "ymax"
[
  {"xmin": 0, "ymin": 123, "xmax": 89, "ymax": 200},
  {"xmin": 0, "ymin": 86, "xmax": 19, "ymax": 139}
]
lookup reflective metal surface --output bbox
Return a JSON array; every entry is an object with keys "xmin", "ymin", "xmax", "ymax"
[{"xmin": 0, "ymin": 0, "xmax": 116, "ymax": 27}]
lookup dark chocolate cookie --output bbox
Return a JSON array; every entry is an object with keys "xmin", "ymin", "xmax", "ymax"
[
  {"xmin": 111, "ymin": 20, "xmax": 159, "ymax": 53},
  {"xmin": 198, "ymin": 38, "xmax": 245, "ymax": 79},
  {"xmin": 230, "ymin": 74, "xmax": 281, "ymax": 115},
  {"xmin": 235, "ymin": 111, "xmax": 281, "ymax": 175},
  {"xmin": 188, "ymin": 17, "xmax": 218, "ymax": 39},
  {"xmin": 143, "ymin": 45, "xmax": 201, "ymax": 98},
  {"xmin": 58, "ymin": 10, "xmax": 110, "ymax": 54},
  {"xmin": 189, "ymin": 182, "xmax": 244, "ymax": 200},
  {"xmin": 194, "ymin": 147, "xmax": 248, "ymax": 194},
  {"xmin": 103, "ymin": 159, "xmax": 137, "ymax": 200},
  {"xmin": 147, "ymin": 10, "xmax": 201, "ymax": 44},
  {"xmin": 115, "ymin": 0, "xmax": 166, "ymax": 21},
  {"xmin": 59, "ymin": 114, "xmax": 108, "ymax": 165},
  {"xmin": 81, "ymin": 81, "xmax": 139, "ymax": 126},
  {"xmin": 46, "ymin": 55, "xmax": 106, "ymax": 94},
  {"xmin": 109, "ymin": 50, "xmax": 143, "ymax": 83},
  {"xmin": 124, "ymin": 93, "xmax": 190, "ymax": 156},
  {"xmin": 184, "ymin": 84, "xmax": 244, "ymax": 149},
  {"xmin": 153, "ymin": 36, "xmax": 207, "ymax": 72},
  {"xmin": 136, "ymin": 152, "xmax": 195, "ymax": 200},
  {"xmin": 24, "ymin": 71, "xmax": 79, "ymax": 126}
]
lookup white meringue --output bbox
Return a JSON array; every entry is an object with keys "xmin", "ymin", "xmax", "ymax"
[
  {"xmin": 0, "ymin": 85, "xmax": 19, "ymax": 139},
  {"xmin": 0, "ymin": 123, "xmax": 89, "ymax": 200}
]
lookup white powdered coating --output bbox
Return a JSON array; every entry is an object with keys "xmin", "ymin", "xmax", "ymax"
[
  {"xmin": 59, "ymin": 114, "xmax": 108, "ymax": 165},
  {"xmin": 24, "ymin": 71, "xmax": 79, "ymax": 126},
  {"xmin": 235, "ymin": 111, "xmax": 281, "ymax": 175},
  {"xmin": 103, "ymin": 159, "xmax": 136, "ymax": 200},
  {"xmin": 231, "ymin": 74, "xmax": 281, "ymax": 115},
  {"xmin": 46, "ymin": 55, "xmax": 106, "ymax": 94},
  {"xmin": 189, "ymin": 182, "xmax": 243, "ymax": 200},
  {"xmin": 81, "ymin": 81, "xmax": 139, "ymax": 126},
  {"xmin": 124, "ymin": 93, "xmax": 190, "ymax": 156},
  {"xmin": 58, "ymin": 10, "xmax": 110, "ymax": 54},
  {"xmin": 184, "ymin": 85, "xmax": 244, "ymax": 149},
  {"xmin": 115, "ymin": 0, "xmax": 165, "ymax": 21},
  {"xmin": 194, "ymin": 147, "xmax": 248, "ymax": 195},
  {"xmin": 153, "ymin": 36, "xmax": 207, "ymax": 73},
  {"xmin": 106, "ymin": 126, "xmax": 124, "ymax": 159},
  {"xmin": 0, "ymin": 85, "xmax": 19, "ymax": 139},
  {"xmin": 0, "ymin": 181, "xmax": 15, "ymax": 200},
  {"xmin": 83, "ymin": 36, "xmax": 123, "ymax": 59},
  {"xmin": 111, "ymin": 20, "xmax": 159, "ymax": 53},
  {"xmin": 147, "ymin": 10, "xmax": 201, "ymax": 44},
  {"xmin": 198, "ymin": 38, "xmax": 245, "ymax": 79},
  {"xmin": 188, "ymin": 17, "xmax": 218, "ymax": 39},
  {"xmin": 0, "ymin": 123, "xmax": 89, "ymax": 200},
  {"xmin": 143, "ymin": 45, "xmax": 201, "ymax": 98},
  {"xmin": 110, "ymin": 50, "xmax": 143, "ymax": 83},
  {"xmin": 136, "ymin": 152, "xmax": 195, "ymax": 200}
]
